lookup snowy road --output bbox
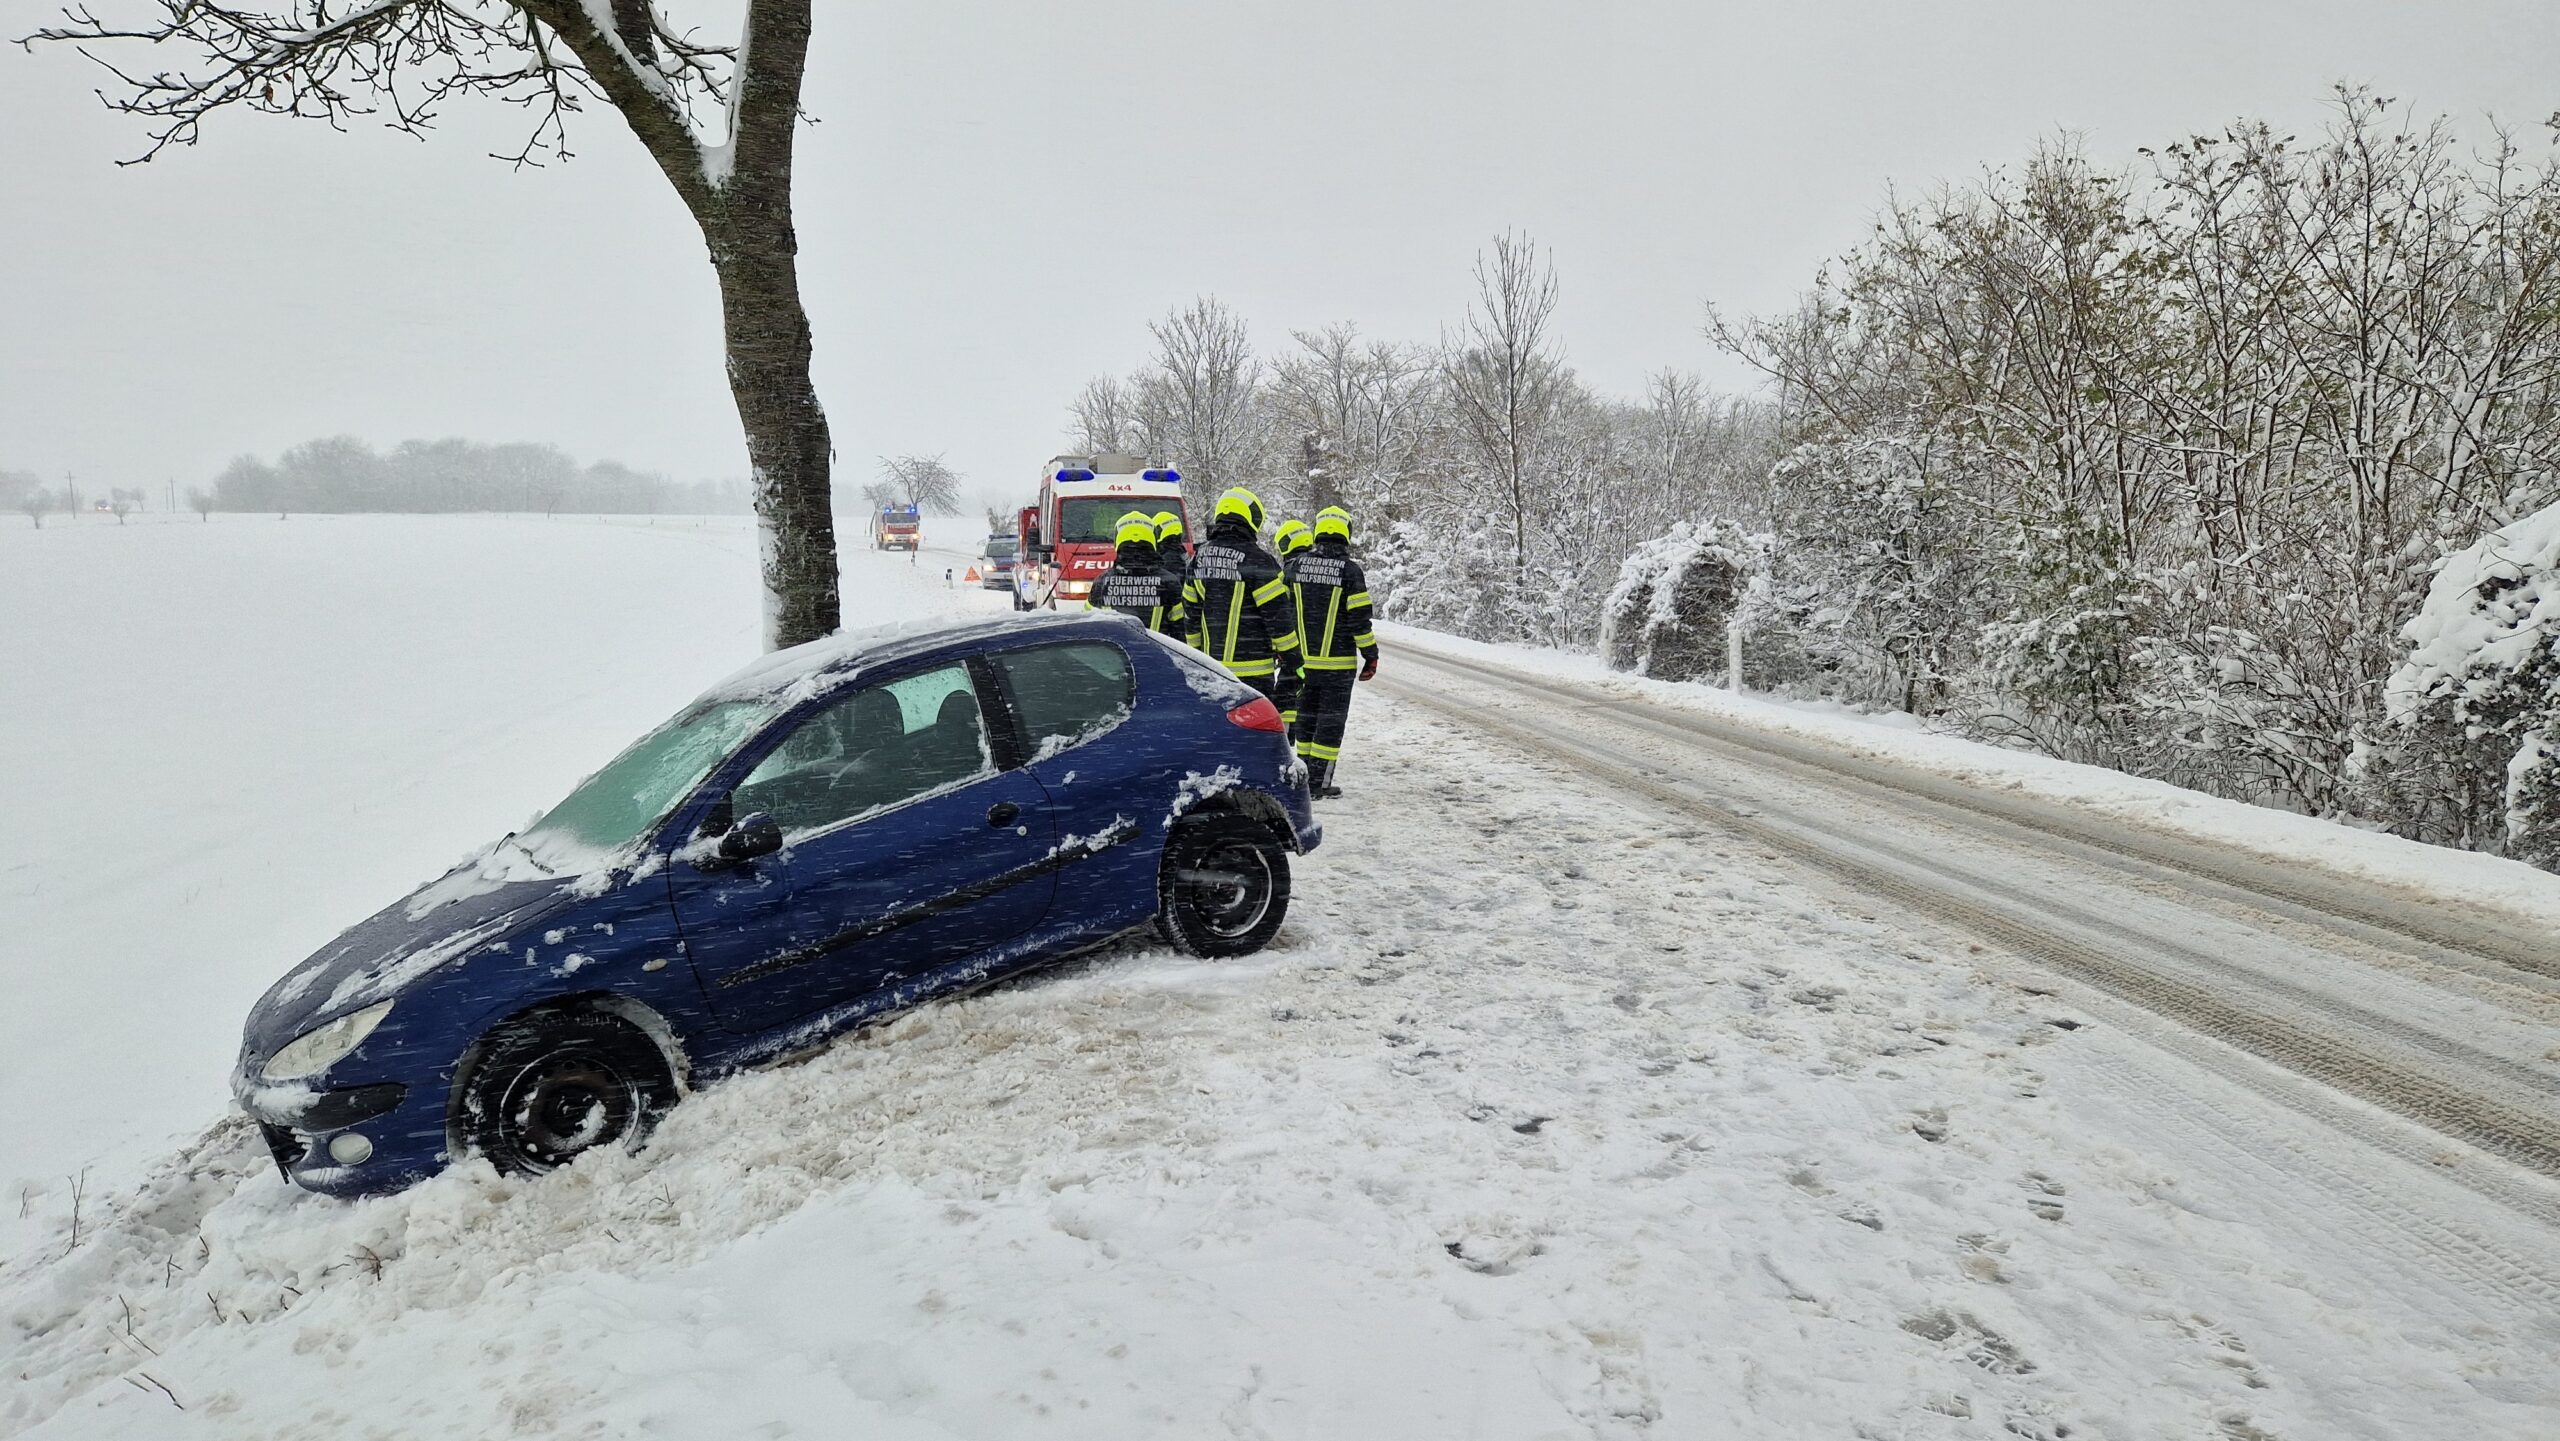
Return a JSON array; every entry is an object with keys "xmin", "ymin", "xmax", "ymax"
[
  {"xmin": 8, "ymin": 516, "xmax": 2560, "ymax": 1438},
  {"xmin": 1381, "ymin": 643, "xmax": 2560, "ymax": 1194}
]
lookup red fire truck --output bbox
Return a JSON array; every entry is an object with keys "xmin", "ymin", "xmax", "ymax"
[
  {"xmin": 1013, "ymin": 455, "xmax": 1187, "ymax": 610},
  {"xmin": 870, "ymin": 504, "xmax": 922, "ymax": 551}
]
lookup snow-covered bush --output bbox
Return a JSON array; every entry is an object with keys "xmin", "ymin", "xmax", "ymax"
[
  {"xmin": 1600, "ymin": 520, "xmax": 1767, "ymax": 682},
  {"xmin": 2384, "ymin": 499, "xmax": 2560, "ymax": 869}
]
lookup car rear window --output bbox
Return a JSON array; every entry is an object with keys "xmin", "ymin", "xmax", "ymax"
[{"xmin": 988, "ymin": 642, "xmax": 1134, "ymax": 761}]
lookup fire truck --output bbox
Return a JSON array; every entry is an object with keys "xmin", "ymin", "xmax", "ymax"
[
  {"xmin": 1013, "ymin": 454, "xmax": 1187, "ymax": 609},
  {"xmin": 871, "ymin": 504, "xmax": 922, "ymax": 551}
]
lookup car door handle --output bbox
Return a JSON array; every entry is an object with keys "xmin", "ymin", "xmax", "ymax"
[{"xmin": 986, "ymin": 802, "xmax": 1020, "ymax": 827}]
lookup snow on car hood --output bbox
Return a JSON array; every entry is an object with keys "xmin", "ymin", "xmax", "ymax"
[{"xmin": 243, "ymin": 868, "xmax": 581, "ymax": 1060}]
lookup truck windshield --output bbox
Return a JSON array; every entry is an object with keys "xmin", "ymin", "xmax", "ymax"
[{"xmin": 1056, "ymin": 497, "xmax": 1166, "ymax": 543}]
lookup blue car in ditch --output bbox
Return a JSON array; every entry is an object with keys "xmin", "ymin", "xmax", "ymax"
[{"xmin": 235, "ymin": 611, "xmax": 1318, "ymax": 1196}]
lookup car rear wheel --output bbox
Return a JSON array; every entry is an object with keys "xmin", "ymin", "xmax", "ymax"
[
  {"xmin": 456, "ymin": 1010, "xmax": 676, "ymax": 1177},
  {"xmin": 1158, "ymin": 814, "xmax": 1291, "ymax": 958}
]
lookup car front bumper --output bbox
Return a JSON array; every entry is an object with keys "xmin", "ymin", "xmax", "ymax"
[{"xmin": 236, "ymin": 1073, "xmax": 449, "ymax": 1197}]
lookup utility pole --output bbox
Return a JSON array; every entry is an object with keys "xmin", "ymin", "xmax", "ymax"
[{"xmin": 65, "ymin": 472, "xmax": 79, "ymax": 515}]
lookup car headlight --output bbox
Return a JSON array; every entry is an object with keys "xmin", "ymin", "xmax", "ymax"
[{"xmin": 262, "ymin": 1001, "xmax": 394, "ymax": 1082}]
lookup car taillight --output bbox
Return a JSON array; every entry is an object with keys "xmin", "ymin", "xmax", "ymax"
[{"xmin": 1227, "ymin": 697, "xmax": 1285, "ymax": 732}]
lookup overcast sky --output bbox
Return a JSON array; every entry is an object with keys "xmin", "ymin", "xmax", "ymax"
[{"xmin": 3, "ymin": 0, "xmax": 2554, "ymax": 511}]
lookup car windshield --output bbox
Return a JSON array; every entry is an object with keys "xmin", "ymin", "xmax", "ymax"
[
  {"xmin": 985, "ymin": 537, "xmax": 1018, "ymax": 558},
  {"xmin": 1056, "ymin": 497, "xmax": 1159, "ymax": 543},
  {"xmin": 518, "ymin": 699, "xmax": 774, "ymax": 854}
]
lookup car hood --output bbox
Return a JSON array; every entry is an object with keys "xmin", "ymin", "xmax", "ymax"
[{"xmin": 242, "ymin": 865, "xmax": 583, "ymax": 1061}]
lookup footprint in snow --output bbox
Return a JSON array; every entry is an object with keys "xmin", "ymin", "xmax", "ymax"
[
  {"xmin": 1443, "ymin": 1234, "xmax": 1544, "ymax": 1275},
  {"xmin": 1911, "ymin": 1108, "xmax": 1951, "ymax": 1143},
  {"xmin": 1900, "ymin": 1308, "xmax": 2036, "ymax": 1376},
  {"xmin": 2020, "ymin": 1172, "xmax": 2067, "ymax": 1223},
  {"xmin": 2169, "ymin": 1315, "xmax": 2269, "ymax": 1390}
]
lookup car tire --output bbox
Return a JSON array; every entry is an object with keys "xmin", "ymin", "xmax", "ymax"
[
  {"xmin": 1157, "ymin": 814, "xmax": 1291, "ymax": 958},
  {"xmin": 454, "ymin": 1009, "xmax": 676, "ymax": 1177}
]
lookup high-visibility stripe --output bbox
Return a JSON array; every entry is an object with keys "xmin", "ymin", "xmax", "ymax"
[
  {"xmin": 1222, "ymin": 583, "xmax": 1245, "ymax": 662},
  {"xmin": 1319, "ymin": 586, "xmax": 1342, "ymax": 658},
  {"xmin": 1353, "ymin": 632, "xmax": 1376, "ymax": 648},
  {"xmin": 1303, "ymin": 656, "xmax": 1360, "ymax": 670},
  {"xmin": 1270, "ymin": 632, "xmax": 1300, "ymax": 652},
  {"xmin": 1296, "ymin": 741, "xmax": 1341, "ymax": 760},
  {"xmin": 1343, "ymin": 591, "xmax": 1371, "ymax": 607},
  {"xmin": 1253, "ymin": 576, "xmax": 1289, "ymax": 605},
  {"xmin": 1225, "ymin": 657, "xmax": 1278, "ymax": 677}
]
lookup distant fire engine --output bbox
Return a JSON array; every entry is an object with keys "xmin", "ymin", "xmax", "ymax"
[{"xmin": 871, "ymin": 503, "xmax": 922, "ymax": 551}]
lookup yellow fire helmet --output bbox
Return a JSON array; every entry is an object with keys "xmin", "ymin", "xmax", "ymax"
[
  {"xmin": 1115, "ymin": 511, "xmax": 1158, "ymax": 547},
  {"xmin": 1274, "ymin": 518, "xmax": 1314, "ymax": 555},
  {"xmin": 1214, "ymin": 487, "xmax": 1266, "ymax": 530},
  {"xmin": 1152, "ymin": 510, "xmax": 1183, "ymax": 542},
  {"xmin": 1313, "ymin": 505, "xmax": 1352, "ymax": 541}
]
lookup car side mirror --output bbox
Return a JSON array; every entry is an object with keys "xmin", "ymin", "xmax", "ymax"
[{"xmin": 699, "ymin": 812, "xmax": 782, "ymax": 871}]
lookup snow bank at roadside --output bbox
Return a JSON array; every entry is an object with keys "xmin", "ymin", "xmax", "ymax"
[{"xmin": 1381, "ymin": 622, "xmax": 2560, "ymax": 931}]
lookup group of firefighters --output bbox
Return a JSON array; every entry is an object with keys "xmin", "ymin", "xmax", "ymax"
[{"xmin": 1084, "ymin": 487, "xmax": 1378, "ymax": 798}]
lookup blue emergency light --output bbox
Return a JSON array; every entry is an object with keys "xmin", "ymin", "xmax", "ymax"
[
  {"xmin": 1057, "ymin": 468, "xmax": 1096, "ymax": 482},
  {"xmin": 1141, "ymin": 468, "xmax": 1182, "ymax": 483}
]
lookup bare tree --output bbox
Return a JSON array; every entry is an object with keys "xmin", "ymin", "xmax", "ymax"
[
  {"xmin": 109, "ymin": 488, "xmax": 138, "ymax": 523},
  {"xmin": 1143, "ymin": 297, "xmax": 1265, "ymax": 512},
  {"xmin": 186, "ymin": 486, "xmax": 215, "ymax": 521},
  {"xmin": 1269, "ymin": 325, "xmax": 1434, "ymax": 520},
  {"xmin": 1068, "ymin": 375, "xmax": 1147, "ymax": 456},
  {"xmin": 19, "ymin": 489, "xmax": 50, "ymax": 529},
  {"xmin": 876, "ymin": 454, "xmax": 964, "ymax": 514},
  {"xmin": 1444, "ymin": 231, "xmax": 1568, "ymax": 579},
  {"xmin": 31, "ymin": 1, "xmax": 843, "ymax": 648}
]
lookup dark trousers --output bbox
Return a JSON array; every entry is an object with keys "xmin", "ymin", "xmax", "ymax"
[{"xmin": 1295, "ymin": 668, "xmax": 1357, "ymax": 787}]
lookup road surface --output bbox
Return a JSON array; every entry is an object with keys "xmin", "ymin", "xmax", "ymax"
[{"xmin": 1380, "ymin": 639, "xmax": 2560, "ymax": 1303}]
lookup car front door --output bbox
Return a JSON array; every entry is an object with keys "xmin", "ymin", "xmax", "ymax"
[{"xmin": 672, "ymin": 661, "xmax": 1056, "ymax": 1033}]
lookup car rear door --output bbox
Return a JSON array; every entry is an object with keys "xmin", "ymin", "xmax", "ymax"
[
  {"xmin": 672, "ymin": 660, "xmax": 1056, "ymax": 1033},
  {"xmin": 980, "ymin": 639, "xmax": 1156, "ymax": 919}
]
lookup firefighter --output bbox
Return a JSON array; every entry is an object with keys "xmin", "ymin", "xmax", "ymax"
[
  {"xmin": 1088, "ymin": 510, "xmax": 1189, "ymax": 637},
  {"xmin": 1184, "ymin": 488, "xmax": 1301, "ymax": 715},
  {"xmin": 1270, "ymin": 519, "xmax": 1315, "ymax": 732},
  {"xmin": 1288, "ymin": 505, "xmax": 1378, "ymax": 798},
  {"xmin": 1153, "ymin": 510, "xmax": 1189, "ymax": 586}
]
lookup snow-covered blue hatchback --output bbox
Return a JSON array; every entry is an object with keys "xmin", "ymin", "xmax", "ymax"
[{"xmin": 235, "ymin": 611, "xmax": 1318, "ymax": 1196}]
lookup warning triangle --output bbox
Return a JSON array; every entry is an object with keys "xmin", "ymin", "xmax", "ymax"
[{"xmin": 964, "ymin": 566, "xmax": 980, "ymax": 581}]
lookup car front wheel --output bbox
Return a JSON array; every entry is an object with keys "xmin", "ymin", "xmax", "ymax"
[
  {"xmin": 455, "ymin": 1010, "xmax": 676, "ymax": 1177},
  {"xmin": 1158, "ymin": 814, "xmax": 1291, "ymax": 958}
]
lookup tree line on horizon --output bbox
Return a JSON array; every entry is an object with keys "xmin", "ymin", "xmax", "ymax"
[{"xmin": 197, "ymin": 437, "xmax": 753, "ymax": 517}]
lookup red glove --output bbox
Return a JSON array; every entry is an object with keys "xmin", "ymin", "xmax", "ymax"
[{"xmin": 1358, "ymin": 655, "xmax": 1379, "ymax": 682}]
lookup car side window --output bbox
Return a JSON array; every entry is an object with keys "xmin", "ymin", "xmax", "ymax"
[
  {"xmin": 989, "ymin": 642, "xmax": 1134, "ymax": 761},
  {"xmin": 730, "ymin": 663, "xmax": 995, "ymax": 835}
]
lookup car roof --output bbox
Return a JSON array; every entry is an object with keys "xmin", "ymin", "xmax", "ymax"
[{"xmin": 694, "ymin": 609, "xmax": 1133, "ymax": 710}]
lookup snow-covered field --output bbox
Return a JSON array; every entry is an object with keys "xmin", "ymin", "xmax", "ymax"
[{"xmin": 4, "ymin": 515, "xmax": 2555, "ymax": 1438}]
